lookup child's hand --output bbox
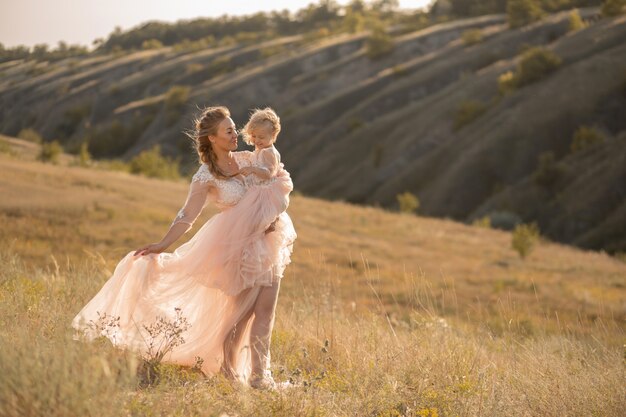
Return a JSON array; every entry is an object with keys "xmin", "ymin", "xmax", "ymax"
[{"xmin": 239, "ymin": 167, "xmax": 254, "ymax": 176}]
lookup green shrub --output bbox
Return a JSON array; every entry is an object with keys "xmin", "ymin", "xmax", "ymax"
[
  {"xmin": 55, "ymin": 102, "xmax": 92, "ymax": 139},
  {"xmin": 511, "ymin": 222, "xmax": 539, "ymax": 259},
  {"xmin": 397, "ymin": 191, "xmax": 420, "ymax": 214},
  {"xmin": 38, "ymin": 141, "xmax": 63, "ymax": 164},
  {"xmin": 129, "ymin": 145, "xmax": 180, "ymax": 180},
  {"xmin": 532, "ymin": 151, "xmax": 564, "ymax": 188},
  {"xmin": 78, "ymin": 142, "xmax": 91, "ymax": 167},
  {"xmin": 461, "ymin": 29, "xmax": 483, "ymax": 46},
  {"xmin": 164, "ymin": 86, "xmax": 190, "ymax": 126},
  {"xmin": 365, "ymin": 27, "xmax": 395, "ymax": 60},
  {"xmin": 498, "ymin": 47, "xmax": 561, "ymax": 94},
  {"xmin": 142, "ymin": 39, "xmax": 163, "ymax": 50},
  {"xmin": 0, "ymin": 138, "xmax": 14, "ymax": 155},
  {"xmin": 347, "ymin": 116, "xmax": 364, "ymax": 133},
  {"xmin": 601, "ymin": 0, "xmax": 625, "ymax": 17},
  {"xmin": 568, "ymin": 9, "xmax": 587, "ymax": 32},
  {"xmin": 18, "ymin": 128, "xmax": 42, "ymax": 144},
  {"xmin": 498, "ymin": 71, "xmax": 517, "ymax": 95},
  {"xmin": 472, "ymin": 216, "xmax": 492, "ymax": 228},
  {"xmin": 454, "ymin": 100, "xmax": 487, "ymax": 130},
  {"xmin": 570, "ymin": 126, "xmax": 604, "ymax": 153},
  {"xmin": 207, "ymin": 56, "xmax": 232, "ymax": 76},
  {"xmin": 507, "ymin": 0, "xmax": 544, "ymax": 29},
  {"xmin": 516, "ymin": 47, "xmax": 562, "ymax": 86}
]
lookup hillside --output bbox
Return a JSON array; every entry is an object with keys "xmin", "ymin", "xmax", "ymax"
[
  {"xmin": 0, "ymin": 8, "xmax": 624, "ymax": 255},
  {"xmin": 1, "ymin": 148, "xmax": 625, "ymax": 416}
]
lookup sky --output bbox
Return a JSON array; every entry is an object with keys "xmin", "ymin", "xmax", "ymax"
[{"xmin": 0, "ymin": 0, "xmax": 432, "ymax": 49}]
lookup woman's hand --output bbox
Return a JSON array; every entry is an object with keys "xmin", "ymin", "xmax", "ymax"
[{"xmin": 133, "ymin": 242, "xmax": 167, "ymax": 257}]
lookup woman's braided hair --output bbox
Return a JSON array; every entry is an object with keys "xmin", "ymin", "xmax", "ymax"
[{"xmin": 186, "ymin": 106, "xmax": 234, "ymax": 179}]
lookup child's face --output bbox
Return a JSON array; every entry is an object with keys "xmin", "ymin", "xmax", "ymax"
[{"xmin": 250, "ymin": 124, "xmax": 275, "ymax": 149}]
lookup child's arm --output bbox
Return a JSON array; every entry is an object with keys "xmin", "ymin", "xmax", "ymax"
[{"xmin": 240, "ymin": 147, "xmax": 280, "ymax": 180}]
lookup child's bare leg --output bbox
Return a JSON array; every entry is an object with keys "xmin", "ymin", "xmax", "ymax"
[{"xmin": 249, "ymin": 280, "xmax": 281, "ymax": 380}]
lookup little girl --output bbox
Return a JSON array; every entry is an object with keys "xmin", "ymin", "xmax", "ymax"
[{"xmin": 239, "ymin": 107, "xmax": 289, "ymax": 231}]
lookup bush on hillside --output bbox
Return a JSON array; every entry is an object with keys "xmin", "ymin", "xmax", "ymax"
[
  {"xmin": 38, "ymin": 141, "xmax": 63, "ymax": 164},
  {"xmin": 18, "ymin": 128, "xmax": 42, "ymax": 144},
  {"xmin": 511, "ymin": 222, "xmax": 540, "ymax": 259},
  {"xmin": 454, "ymin": 100, "xmax": 487, "ymax": 131},
  {"xmin": 397, "ymin": 191, "xmax": 420, "ymax": 214},
  {"xmin": 516, "ymin": 47, "xmax": 562, "ymax": 86},
  {"xmin": 507, "ymin": 0, "xmax": 544, "ymax": 29},
  {"xmin": 472, "ymin": 216, "xmax": 492, "ymax": 228},
  {"xmin": 570, "ymin": 126, "xmax": 604, "ymax": 153},
  {"xmin": 142, "ymin": 39, "xmax": 163, "ymax": 50},
  {"xmin": 532, "ymin": 151, "xmax": 564, "ymax": 189},
  {"xmin": 568, "ymin": 9, "xmax": 587, "ymax": 32},
  {"xmin": 461, "ymin": 29, "xmax": 483, "ymax": 46},
  {"xmin": 55, "ymin": 102, "xmax": 92, "ymax": 140},
  {"xmin": 498, "ymin": 47, "xmax": 562, "ymax": 94},
  {"xmin": 365, "ymin": 26, "xmax": 395, "ymax": 60},
  {"xmin": 129, "ymin": 145, "xmax": 180, "ymax": 180},
  {"xmin": 165, "ymin": 86, "xmax": 190, "ymax": 127},
  {"xmin": 601, "ymin": 0, "xmax": 625, "ymax": 16}
]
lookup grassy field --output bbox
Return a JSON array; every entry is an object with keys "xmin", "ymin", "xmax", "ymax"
[{"xmin": 0, "ymin": 145, "xmax": 624, "ymax": 416}]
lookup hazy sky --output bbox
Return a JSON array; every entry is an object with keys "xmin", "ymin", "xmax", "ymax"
[{"xmin": 0, "ymin": 0, "xmax": 432, "ymax": 48}]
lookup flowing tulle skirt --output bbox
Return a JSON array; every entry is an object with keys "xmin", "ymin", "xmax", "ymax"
[{"xmin": 71, "ymin": 176, "xmax": 296, "ymax": 381}]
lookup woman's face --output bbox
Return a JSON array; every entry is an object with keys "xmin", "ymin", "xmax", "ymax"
[{"xmin": 209, "ymin": 117, "xmax": 238, "ymax": 152}]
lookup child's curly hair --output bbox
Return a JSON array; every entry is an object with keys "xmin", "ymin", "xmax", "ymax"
[{"xmin": 241, "ymin": 107, "xmax": 281, "ymax": 146}]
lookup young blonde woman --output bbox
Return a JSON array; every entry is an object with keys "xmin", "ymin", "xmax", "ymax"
[{"xmin": 72, "ymin": 106, "xmax": 296, "ymax": 390}]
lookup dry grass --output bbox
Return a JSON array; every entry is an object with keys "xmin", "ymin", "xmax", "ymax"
[{"xmin": 0, "ymin": 152, "xmax": 625, "ymax": 416}]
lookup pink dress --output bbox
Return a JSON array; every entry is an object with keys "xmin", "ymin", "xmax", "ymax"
[{"xmin": 71, "ymin": 151, "xmax": 296, "ymax": 381}]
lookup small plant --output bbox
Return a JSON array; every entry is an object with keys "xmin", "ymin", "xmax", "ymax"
[
  {"xmin": 142, "ymin": 39, "xmax": 163, "ymax": 49},
  {"xmin": 570, "ymin": 126, "xmax": 604, "ymax": 153},
  {"xmin": 365, "ymin": 26, "xmax": 395, "ymax": 60},
  {"xmin": 78, "ymin": 141, "xmax": 92, "ymax": 167},
  {"xmin": 129, "ymin": 145, "xmax": 181, "ymax": 180},
  {"xmin": 498, "ymin": 47, "xmax": 561, "ymax": 94},
  {"xmin": 38, "ymin": 140, "xmax": 63, "ymax": 164},
  {"xmin": 601, "ymin": 0, "xmax": 625, "ymax": 17},
  {"xmin": 532, "ymin": 151, "xmax": 564, "ymax": 189},
  {"xmin": 18, "ymin": 128, "xmax": 42, "ymax": 144},
  {"xmin": 568, "ymin": 9, "xmax": 587, "ymax": 32},
  {"xmin": 142, "ymin": 308, "xmax": 190, "ymax": 366},
  {"xmin": 397, "ymin": 191, "xmax": 420, "ymax": 214},
  {"xmin": 347, "ymin": 116, "xmax": 364, "ymax": 133},
  {"xmin": 507, "ymin": 0, "xmax": 544, "ymax": 29},
  {"xmin": 461, "ymin": 29, "xmax": 483, "ymax": 46},
  {"xmin": 511, "ymin": 222, "xmax": 539, "ymax": 259},
  {"xmin": 454, "ymin": 100, "xmax": 487, "ymax": 130},
  {"xmin": 472, "ymin": 216, "xmax": 491, "ymax": 228}
]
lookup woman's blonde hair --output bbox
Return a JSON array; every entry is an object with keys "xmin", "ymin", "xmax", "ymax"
[
  {"xmin": 185, "ymin": 106, "xmax": 233, "ymax": 179},
  {"xmin": 241, "ymin": 107, "xmax": 281, "ymax": 146}
]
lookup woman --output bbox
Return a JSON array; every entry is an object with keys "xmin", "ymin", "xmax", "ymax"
[{"xmin": 71, "ymin": 106, "xmax": 296, "ymax": 390}]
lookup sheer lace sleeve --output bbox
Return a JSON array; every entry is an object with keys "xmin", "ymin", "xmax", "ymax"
[
  {"xmin": 170, "ymin": 165, "xmax": 214, "ymax": 233},
  {"xmin": 257, "ymin": 147, "xmax": 281, "ymax": 178}
]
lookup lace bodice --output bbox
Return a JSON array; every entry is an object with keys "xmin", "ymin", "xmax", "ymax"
[{"xmin": 170, "ymin": 151, "xmax": 254, "ymax": 232}]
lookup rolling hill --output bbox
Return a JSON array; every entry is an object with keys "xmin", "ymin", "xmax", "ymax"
[{"xmin": 0, "ymin": 7, "xmax": 624, "ymax": 254}]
